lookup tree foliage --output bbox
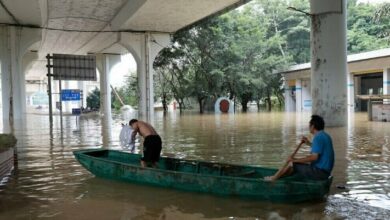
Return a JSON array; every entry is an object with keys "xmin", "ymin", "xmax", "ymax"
[
  {"xmin": 112, "ymin": 74, "xmax": 139, "ymax": 110},
  {"xmin": 119, "ymin": 0, "xmax": 390, "ymax": 113},
  {"xmin": 348, "ymin": 0, "xmax": 390, "ymax": 53},
  {"xmin": 86, "ymin": 87, "xmax": 100, "ymax": 110}
]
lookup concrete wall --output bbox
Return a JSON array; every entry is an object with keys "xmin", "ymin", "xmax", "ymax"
[
  {"xmin": 301, "ymin": 79, "xmax": 312, "ymax": 111},
  {"xmin": 284, "ymin": 80, "xmax": 296, "ymax": 112},
  {"xmin": 0, "ymin": 148, "xmax": 14, "ymax": 183},
  {"xmin": 291, "ymin": 79, "xmax": 311, "ymax": 112}
]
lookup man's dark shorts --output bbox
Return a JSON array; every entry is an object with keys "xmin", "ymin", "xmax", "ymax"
[
  {"xmin": 293, "ymin": 163, "xmax": 330, "ymax": 180},
  {"xmin": 141, "ymin": 135, "xmax": 162, "ymax": 163}
]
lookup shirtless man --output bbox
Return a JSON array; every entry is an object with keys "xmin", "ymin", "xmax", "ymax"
[{"xmin": 129, "ymin": 119, "xmax": 162, "ymax": 168}]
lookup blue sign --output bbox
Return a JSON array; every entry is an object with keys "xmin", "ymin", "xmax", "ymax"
[
  {"xmin": 61, "ymin": 89, "xmax": 81, "ymax": 101},
  {"xmin": 72, "ymin": 108, "xmax": 81, "ymax": 115}
]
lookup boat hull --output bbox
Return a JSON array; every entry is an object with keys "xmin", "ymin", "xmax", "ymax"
[{"xmin": 74, "ymin": 149, "xmax": 332, "ymax": 202}]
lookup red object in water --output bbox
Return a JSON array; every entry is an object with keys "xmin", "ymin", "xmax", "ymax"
[
  {"xmin": 220, "ymin": 99, "xmax": 230, "ymax": 113},
  {"xmin": 173, "ymin": 101, "xmax": 176, "ymax": 110}
]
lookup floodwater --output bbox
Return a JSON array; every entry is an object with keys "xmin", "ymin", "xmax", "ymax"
[{"xmin": 0, "ymin": 110, "xmax": 389, "ymax": 219}]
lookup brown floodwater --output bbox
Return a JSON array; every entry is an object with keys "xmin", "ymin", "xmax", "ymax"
[{"xmin": 0, "ymin": 110, "xmax": 389, "ymax": 219}]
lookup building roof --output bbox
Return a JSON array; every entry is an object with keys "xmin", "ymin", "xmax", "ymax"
[{"xmin": 280, "ymin": 48, "xmax": 390, "ymax": 74}]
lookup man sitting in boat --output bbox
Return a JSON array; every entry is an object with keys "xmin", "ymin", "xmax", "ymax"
[
  {"xmin": 265, "ymin": 115, "xmax": 334, "ymax": 181},
  {"xmin": 129, "ymin": 119, "xmax": 162, "ymax": 168}
]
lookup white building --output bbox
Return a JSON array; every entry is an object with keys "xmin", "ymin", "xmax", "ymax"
[{"xmin": 280, "ymin": 48, "xmax": 390, "ymax": 112}]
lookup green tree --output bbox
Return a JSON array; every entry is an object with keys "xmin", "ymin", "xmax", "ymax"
[
  {"xmin": 374, "ymin": 2, "xmax": 390, "ymax": 42},
  {"xmin": 86, "ymin": 87, "xmax": 100, "ymax": 110},
  {"xmin": 153, "ymin": 0, "xmax": 390, "ymax": 114},
  {"xmin": 155, "ymin": 68, "xmax": 172, "ymax": 114},
  {"xmin": 111, "ymin": 74, "xmax": 139, "ymax": 110},
  {"xmin": 347, "ymin": 0, "xmax": 390, "ymax": 53},
  {"xmin": 154, "ymin": 43, "xmax": 193, "ymax": 113}
]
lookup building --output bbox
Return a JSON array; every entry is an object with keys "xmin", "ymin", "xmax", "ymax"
[{"xmin": 280, "ymin": 48, "xmax": 390, "ymax": 112}]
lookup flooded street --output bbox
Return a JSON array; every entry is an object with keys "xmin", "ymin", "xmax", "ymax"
[{"xmin": 0, "ymin": 110, "xmax": 389, "ymax": 219}]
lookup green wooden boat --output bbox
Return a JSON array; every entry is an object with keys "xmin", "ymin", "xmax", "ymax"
[{"xmin": 73, "ymin": 149, "xmax": 332, "ymax": 202}]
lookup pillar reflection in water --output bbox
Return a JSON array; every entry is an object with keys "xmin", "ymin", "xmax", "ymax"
[
  {"xmin": 281, "ymin": 112, "xmax": 296, "ymax": 147},
  {"xmin": 295, "ymin": 112, "xmax": 307, "ymax": 139},
  {"xmin": 101, "ymin": 113, "xmax": 113, "ymax": 148},
  {"xmin": 11, "ymin": 117, "xmax": 27, "ymax": 171},
  {"xmin": 328, "ymin": 124, "xmax": 348, "ymax": 188}
]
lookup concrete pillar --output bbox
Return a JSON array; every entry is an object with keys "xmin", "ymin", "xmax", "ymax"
[
  {"xmin": 347, "ymin": 72, "xmax": 355, "ymax": 110},
  {"xmin": 0, "ymin": 27, "xmax": 12, "ymax": 132},
  {"xmin": 0, "ymin": 27, "xmax": 40, "ymax": 131},
  {"xmin": 310, "ymin": 0, "xmax": 347, "ymax": 126},
  {"xmin": 295, "ymin": 79, "xmax": 302, "ymax": 112},
  {"xmin": 138, "ymin": 33, "xmax": 149, "ymax": 121},
  {"xmin": 284, "ymin": 79, "xmax": 295, "ymax": 112},
  {"xmin": 96, "ymin": 54, "xmax": 121, "ymax": 119},
  {"xmin": 384, "ymin": 68, "xmax": 390, "ymax": 104},
  {"xmin": 120, "ymin": 32, "xmax": 170, "ymax": 122},
  {"xmin": 96, "ymin": 54, "xmax": 120, "ymax": 147}
]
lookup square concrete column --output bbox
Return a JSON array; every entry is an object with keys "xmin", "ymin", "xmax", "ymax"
[
  {"xmin": 0, "ymin": 27, "xmax": 26, "ymax": 131},
  {"xmin": 310, "ymin": 0, "xmax": 348, "ymax": 126},
  {"xmin": 295, "ymin": 79, "xmax": 302, "ymax": 112},
  {"xmin": 0, "ymin": 27, "xmax": 40, "ymax": 132},
  {"xmin": 96, "ymin": 54, "xmax": 121, "ymax": 147},
  {"xmin": 96, "ymin": 54, "xmax": 121, "ymax": 119}
]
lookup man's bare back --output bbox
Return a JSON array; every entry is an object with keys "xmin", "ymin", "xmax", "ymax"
[
  {"xmin": 129, "ymin": 119, "xmax": 161, "ymax": 168},
  {"xmin": 132, "ymin": 120, "xmax": 158, "ymax": 138}
]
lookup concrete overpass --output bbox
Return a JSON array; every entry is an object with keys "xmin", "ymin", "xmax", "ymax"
[
  {"xmin": 1, "ymin": 0, "xmax": 349, "ymax": 131},
  {"xmin": 0, "ymin": 0, "xmax": 251, "ymax": 132}
]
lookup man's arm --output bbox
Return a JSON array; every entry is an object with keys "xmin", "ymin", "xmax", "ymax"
[
  {"xmin": 290, "ymin": 153, "xmax": 318, "ymax": 164},
  {"xmin": 131, "ymin": 130, "xmax": 137, "ymax": 144}
]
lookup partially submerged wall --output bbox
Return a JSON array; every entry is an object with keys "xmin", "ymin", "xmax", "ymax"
[{"xmin": 0, "ymin": 134, "xmax": 17, "ymax": 183}]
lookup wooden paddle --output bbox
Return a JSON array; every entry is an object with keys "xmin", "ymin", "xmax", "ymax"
[{"xmin": 271, "ymin": 141, "xmax": 305, "ymax": 180}]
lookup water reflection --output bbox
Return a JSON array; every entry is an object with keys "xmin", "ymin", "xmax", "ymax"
[{"xmin": 0, "ymin": 111, "xmax": 389, "ymax": 219}]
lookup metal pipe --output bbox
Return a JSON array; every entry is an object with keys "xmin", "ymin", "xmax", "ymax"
[{"xmin": 46, "ymin": 54, "xmax": 53, "ymax": 125}]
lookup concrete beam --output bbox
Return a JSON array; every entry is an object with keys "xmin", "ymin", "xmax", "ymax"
[{"xmin": 110, "ymin": 0, "xmax": 147, "ymax": 31}]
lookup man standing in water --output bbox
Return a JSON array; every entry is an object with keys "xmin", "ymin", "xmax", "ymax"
[
  {"xmin": 129, "ymin": 119, "xmax": 162, "ymax": 168},
  {"xmin": 265, "ymin": 115, "xmax": 334, "ymax": 181}
]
